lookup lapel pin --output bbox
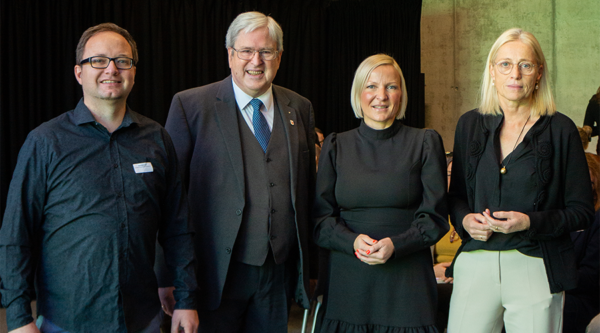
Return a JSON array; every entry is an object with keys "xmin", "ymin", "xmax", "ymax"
[{"xmin": 290, "ymin": 120, "xmax": 295, "ymax": 126}]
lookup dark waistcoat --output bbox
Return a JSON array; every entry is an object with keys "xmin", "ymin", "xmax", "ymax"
[{"xmin": 233, "ymin": 103, "xmax": 297, "ymax": 266}]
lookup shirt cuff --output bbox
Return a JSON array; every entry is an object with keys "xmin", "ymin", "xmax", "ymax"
[
  {"xmin": 5, "ymin": 298, "xmax": 34, "ymax": 332},
  {"xmin": 173, "ymin": 289, "xmax": 197, "ymax": 310}
]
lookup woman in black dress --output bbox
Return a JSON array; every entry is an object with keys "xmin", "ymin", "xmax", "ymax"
[
  {"xmin": 446, "ymin": 28, "xmax": 594, "ymax": 333},
  {"xmin": 314, "ymin": 54, "xmax": 449, "ymax": 332},
  {"xmin": 583, "ymin": 86, "xmax": 600, "ymax": 154}
]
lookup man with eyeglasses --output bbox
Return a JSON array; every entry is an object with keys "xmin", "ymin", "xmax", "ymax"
[
  {"xmin": 0, "ymin": 23, "xmax": 198, "ymax": 333},
  {"xmin": 157, "ymin": 11, "xmax": 315, "ymax": 332}
]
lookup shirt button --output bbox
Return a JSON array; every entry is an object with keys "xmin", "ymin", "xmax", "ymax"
[
  {"xmin": 113, "ymin": 164, "xmax": 118, "ymax": 169},
  {"xmin": 120, "ymin": 223, "xmax": 125, "ymax": 229},
  {"xmin": 116, "ymin": 192, "xmax": 122, "ymax": 197},
  {"xmin": 226, "ymin": 248, "xmax": 232, "ymax": 254},
  {"xmin": 266, "ymin": 158, "xmax": 272, "ymax": 163},
  {"xmin": 270, "ymin": 235, "xmax": 276, "ymax": 240},
  {"xmin": 270, "ymin": 183, "xmax": 275, "ymax": 187},
  {"xmin": 236, "ymin": 209, "xmax": 242, "ymax": 216},
  {"xmin": 271, "ymin": 209, "xmax": 276, "ymax": 213}
]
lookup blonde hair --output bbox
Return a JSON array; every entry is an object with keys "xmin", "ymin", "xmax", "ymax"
[
  {"xmin": 350, "ymin": 54, "xmax": 408, "ymax": 120},
  {"xmin": 479, "ymin": 28, "xmax": 556, "ymax": 117}
]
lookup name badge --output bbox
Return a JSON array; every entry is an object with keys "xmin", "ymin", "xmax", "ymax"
[{"xmin": 133, "ymin": 162, "xmax": 154, "ymax": 174}]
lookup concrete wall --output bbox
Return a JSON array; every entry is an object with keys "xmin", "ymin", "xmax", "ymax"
[{"xmin": 422, "ymin": 0, "xmax": 600, "ymax": 153}]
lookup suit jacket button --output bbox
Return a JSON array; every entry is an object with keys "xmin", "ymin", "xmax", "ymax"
[
  {"xmin": 236, "ymin": 209, "xmax": 242, "ymax": 215},
  {"xmin": 226, "ymin": 248, "xmax": 232, "ymax": 254}
]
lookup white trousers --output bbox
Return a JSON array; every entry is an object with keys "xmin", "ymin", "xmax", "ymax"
[{"xmin": 447, "ymin": 249, "xmax": 564, "ymax": 333}]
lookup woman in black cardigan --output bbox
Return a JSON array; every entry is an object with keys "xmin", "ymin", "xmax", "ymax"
[{"xmin": 446, "ymin": 28, "xmax": 594, "ymax": 333}]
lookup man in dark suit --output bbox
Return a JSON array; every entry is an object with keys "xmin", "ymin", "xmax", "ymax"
[{"xmin": 158, "ymin": 11, "xmax": 315, "ymax": 333}]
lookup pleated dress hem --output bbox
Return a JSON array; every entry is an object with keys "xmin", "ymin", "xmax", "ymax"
[{"xmin": 320, "ymin": 318, "xmax": 439, "ymax": 333}]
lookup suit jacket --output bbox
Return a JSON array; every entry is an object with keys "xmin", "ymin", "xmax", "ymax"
[{"xmin": 164, "ymin": 76, "xmax": 315, "ymax": 310}]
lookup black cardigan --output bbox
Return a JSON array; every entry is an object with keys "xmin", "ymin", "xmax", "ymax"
[{"xmin": 447, "ymin": 109, "xmax": 594, "ymax": 293}]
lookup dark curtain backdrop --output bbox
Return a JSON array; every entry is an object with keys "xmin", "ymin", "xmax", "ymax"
[{"xmin": 0, "ymin": 0, "xmax": 423, "ymax": 218}]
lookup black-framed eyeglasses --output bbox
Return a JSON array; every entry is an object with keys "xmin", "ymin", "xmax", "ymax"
[
  {"xmin": 232, "ymin": 48, "xmax": 279, "ymax": 61},
  {"xmin": 80, "ymin": 56, "xmax": 135, "ymax": 69}
]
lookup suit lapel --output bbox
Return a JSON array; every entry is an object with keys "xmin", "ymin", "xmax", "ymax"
[
  {"xmin": 214, "ymin": 77, "xmax": 245, "ymax": 195},
  {"xmin": 273, "ymin": 86, "xmax": 299, "ymax": 205}
]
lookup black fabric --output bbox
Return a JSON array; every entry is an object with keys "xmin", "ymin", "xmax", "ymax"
[
  {"xmin": 313, "ymin": 120, "xmax": 448, "ymax": 331},
  {"xmin": 435, "ymin": 283, "xmax": 453, "ymax": 332},
  {"xmin": 0, "ymin": 99, "xmax": 196, "ymax": 332},
  {"xmin": 563, "ymin": 209, "xmax": 600, "ymax": 333},
  {"xmin": 197, "ymin": 254, "xmax": 294, "ymax": 333},
  {"xmin": 0, "ymin": 0, "xmax": 423, "ymax": 220},
  {"xmin": 447, "ymin": 109, "xmax": 595, "ymax": 293}
]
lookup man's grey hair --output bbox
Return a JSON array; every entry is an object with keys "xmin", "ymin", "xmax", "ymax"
[{"xmin": 225, "ymin": 11, "xmax": 284, "ymax": 52}]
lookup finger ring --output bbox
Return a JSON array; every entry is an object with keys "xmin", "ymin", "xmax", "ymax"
[
  {"xmin": 494, "ymin": 226, "xmax": 499, "ymax": 231},
  {"xmin": 480, "ymin": 236, "xmax": 484, "ymax": 240}
]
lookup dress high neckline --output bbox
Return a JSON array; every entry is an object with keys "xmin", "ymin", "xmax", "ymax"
[{"xmin": 358, "ymin": 119, "xmax": 402, "ymax": 140}]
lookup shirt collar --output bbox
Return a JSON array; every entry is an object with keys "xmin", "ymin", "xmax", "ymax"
[
  {"xmin": 480, "ymin": 108, "xmax": 548, "ymax": 139},
  {"xmin": 231, "ymin": 80, "xmax": 274, "ymax": 111},
  {"xmin": 72, "ymin": 98, "xmax": 138, "ymax": 129}
]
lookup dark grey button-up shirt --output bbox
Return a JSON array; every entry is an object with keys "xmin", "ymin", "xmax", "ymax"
[{"xmin": 0, "ymin": 99, "xmax": 197, "ymax": 332}]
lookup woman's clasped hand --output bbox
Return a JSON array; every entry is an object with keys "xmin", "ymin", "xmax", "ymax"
[
  {"xmin": 353, "ymin": 235, "xmax": 394, "ymax": 265},
  {"xmin": 465, "ymin": 209, "xmax": 531, "ymax": 241}
]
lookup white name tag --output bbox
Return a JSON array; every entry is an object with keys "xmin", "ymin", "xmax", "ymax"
[{"xmin": 133, "ymin": 162, "xmax": 154, "ymax": 174}]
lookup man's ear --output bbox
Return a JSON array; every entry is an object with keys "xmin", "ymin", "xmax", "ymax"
[
  {"xmin": 74, "ymin": 65, "xmax": 83, "ymax": 85},
  {"xmin": 227, "ymin": 48, "xmax": 234, "ymax": 69}
]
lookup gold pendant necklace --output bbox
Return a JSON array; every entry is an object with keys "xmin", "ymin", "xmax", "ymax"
[{"xmin": 500, "ymin": 114, "xmax": 531, "ymax": 175}]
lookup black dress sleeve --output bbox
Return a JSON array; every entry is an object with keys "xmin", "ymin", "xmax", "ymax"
[
  {"xmin": 313, "ymin": 133, "xmax": 360, "ymax": 255},
  {"xmin": 388, "ymin": 129, "xmax": 449, "ymax": 257},
  {"xmin": 448, "ymin": 112, "xmax": 477, "ymax": 241}
]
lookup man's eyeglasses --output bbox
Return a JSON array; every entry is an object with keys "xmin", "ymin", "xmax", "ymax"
[
  {"xmin": 494, "ymin": 61, "xmax": 537, "ymax": 75},
  {"xmin": 232, "ymin": 48, "xmax": 279, "ymax": 61},
  {"xmin": 80, "ymin": 56, "xmax": 135, "ymax": 69}
]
